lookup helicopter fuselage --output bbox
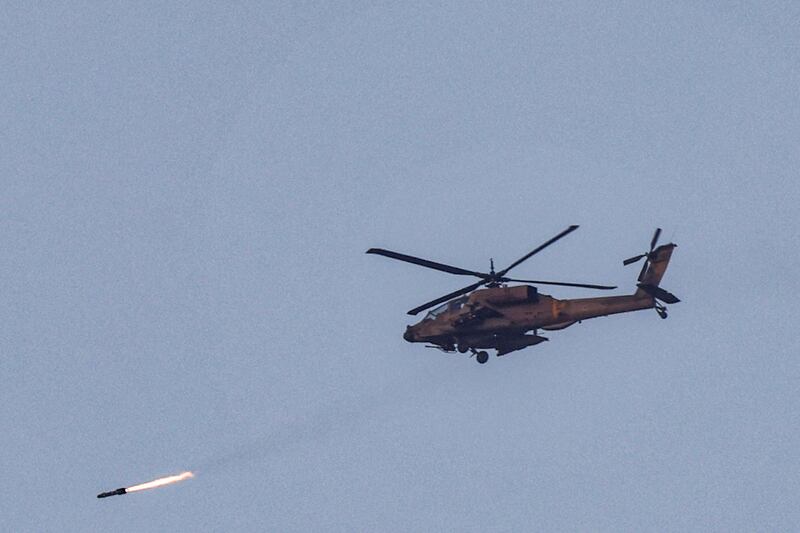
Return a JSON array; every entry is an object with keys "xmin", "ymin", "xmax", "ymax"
[
  {"xmin": 368, "ymin": 227, "xmax": 678, "ymax": 364},
  {"xmin": 403, "ymin": 285, "xmax": 657, "ymax": 356}
]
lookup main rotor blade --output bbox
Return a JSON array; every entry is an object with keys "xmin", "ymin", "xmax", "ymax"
[
  {"xmin": 650, "ymin": 228, "xmax": 662, "ymax": 251},
  {"xmin": 498, "ymin": 225, "xmax": 579, "ymax": 276},
  {"xmin": 366, "ymin": 248, "xmax": 488, "ymax": 278},
  {"xmin": 407, "ymin": 280, "xmax": 486, "ymax": 316},
  {"xmin": 502, "ymin": 278, "xmax": 617, "ymax": 290},
  {"xmin": 623, "ymin": 253, "xmax": 646, "ymax": 266}
]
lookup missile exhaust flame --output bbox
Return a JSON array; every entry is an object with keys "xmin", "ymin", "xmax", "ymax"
[
  {"xmin": 125, "ymin": 471, "xmax": 194, "ymax": 493},
  {"xmin": 97, "ymin": 471, "xmax": 194, "ymax": 499}
]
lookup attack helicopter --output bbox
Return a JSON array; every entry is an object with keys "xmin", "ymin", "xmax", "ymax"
[{"xmin": 367, "ymin": 226, "xmax": 679, "ymax": 364}]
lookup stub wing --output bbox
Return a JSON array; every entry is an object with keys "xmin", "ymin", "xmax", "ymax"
[{"xmin": 496, "ymin": 333, "xmax": 548, "ymax": 355}]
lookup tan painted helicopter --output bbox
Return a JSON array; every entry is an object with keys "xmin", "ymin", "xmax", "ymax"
[{"xmin": 367, "ymin": 226, "xmax": 679, "ymax": 364}]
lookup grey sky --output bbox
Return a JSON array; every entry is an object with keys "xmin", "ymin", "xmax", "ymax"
[{"xmin": 2, "ymin": 2, "xmax": 799, "ymax": 531}]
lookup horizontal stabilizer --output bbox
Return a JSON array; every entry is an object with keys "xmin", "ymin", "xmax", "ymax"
[{"xmin": 637, "ymin": 283, "xmax": 680, "ymax": 304}]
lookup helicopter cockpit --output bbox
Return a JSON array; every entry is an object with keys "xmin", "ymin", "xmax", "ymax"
[{"xmin": 424, "ymin": 295, "xmax": 469, "ymax": 320}]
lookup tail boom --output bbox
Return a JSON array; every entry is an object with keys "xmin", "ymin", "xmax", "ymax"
[
  {"xmin": 539, "ymin": 242, "xmax": 679, "ymax": 325},
  {"xmin": 547, "ymin": 294, "xmax": 655, "ymax": 324}
]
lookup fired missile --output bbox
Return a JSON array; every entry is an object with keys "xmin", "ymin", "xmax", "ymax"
[
  {"xmin": 97, "ymin": 471, "xmax": 193, "ymax": 500},
  {"xmin": 97, "ymin": 488, "xmax": 126, "ymax": 499}
]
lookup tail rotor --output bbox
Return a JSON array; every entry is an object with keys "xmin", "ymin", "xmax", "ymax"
[{"xmin": 623, "ymin": 227, "xmax": 662, "ymax": 281}]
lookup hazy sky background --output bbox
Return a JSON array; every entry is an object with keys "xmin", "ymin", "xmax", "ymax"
[{"xmin": 2, "ymin": 2, "xmax": 799, "ymax": 531}]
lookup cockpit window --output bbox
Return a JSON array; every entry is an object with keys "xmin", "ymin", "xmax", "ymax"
[
  {"xmin": 424, "ymin": 296, "xmax": 468, "ymax": 320},
  {"xmin": 425, "ymin": 302, "xmax": 449, "ymax": 320}
]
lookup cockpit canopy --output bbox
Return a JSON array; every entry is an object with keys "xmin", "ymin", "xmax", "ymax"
[{"xmin": 424, "ymin": 295, "xmax": 468, "ymax": 320}]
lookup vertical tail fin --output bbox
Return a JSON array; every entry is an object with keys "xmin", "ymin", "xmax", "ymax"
[
  {"xmin": 637, "ymin": 244, "xmax": 675, "ymax": 287},
  {"xmin": 634, "ymin": 244, "xmax": 680, "ymax": 303}
]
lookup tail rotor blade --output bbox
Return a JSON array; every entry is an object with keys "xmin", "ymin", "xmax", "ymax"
[
  {"xmin": 625, "ymin": 228, "xmax": 662, "ymax": 267},
  {"xmin": 650, "ymin": 228, "xmax": 662, "ymax": 252},
  {"xmin": 638, "ymin": 258, "xmax": 649, "ymax": 281},
  {"xmin": 623, "ymin": 254, "xmax": 646, "ymax": 266}
]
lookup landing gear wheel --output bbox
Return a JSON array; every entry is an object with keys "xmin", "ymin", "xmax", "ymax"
[{"xmin": 476, "ymin": 351, "xmax": 489, "ymax": 364}]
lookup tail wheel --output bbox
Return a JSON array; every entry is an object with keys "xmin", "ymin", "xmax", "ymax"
[{"xmin": 476, "ymin": 351, "xmax": 489, "ymax": 364}]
